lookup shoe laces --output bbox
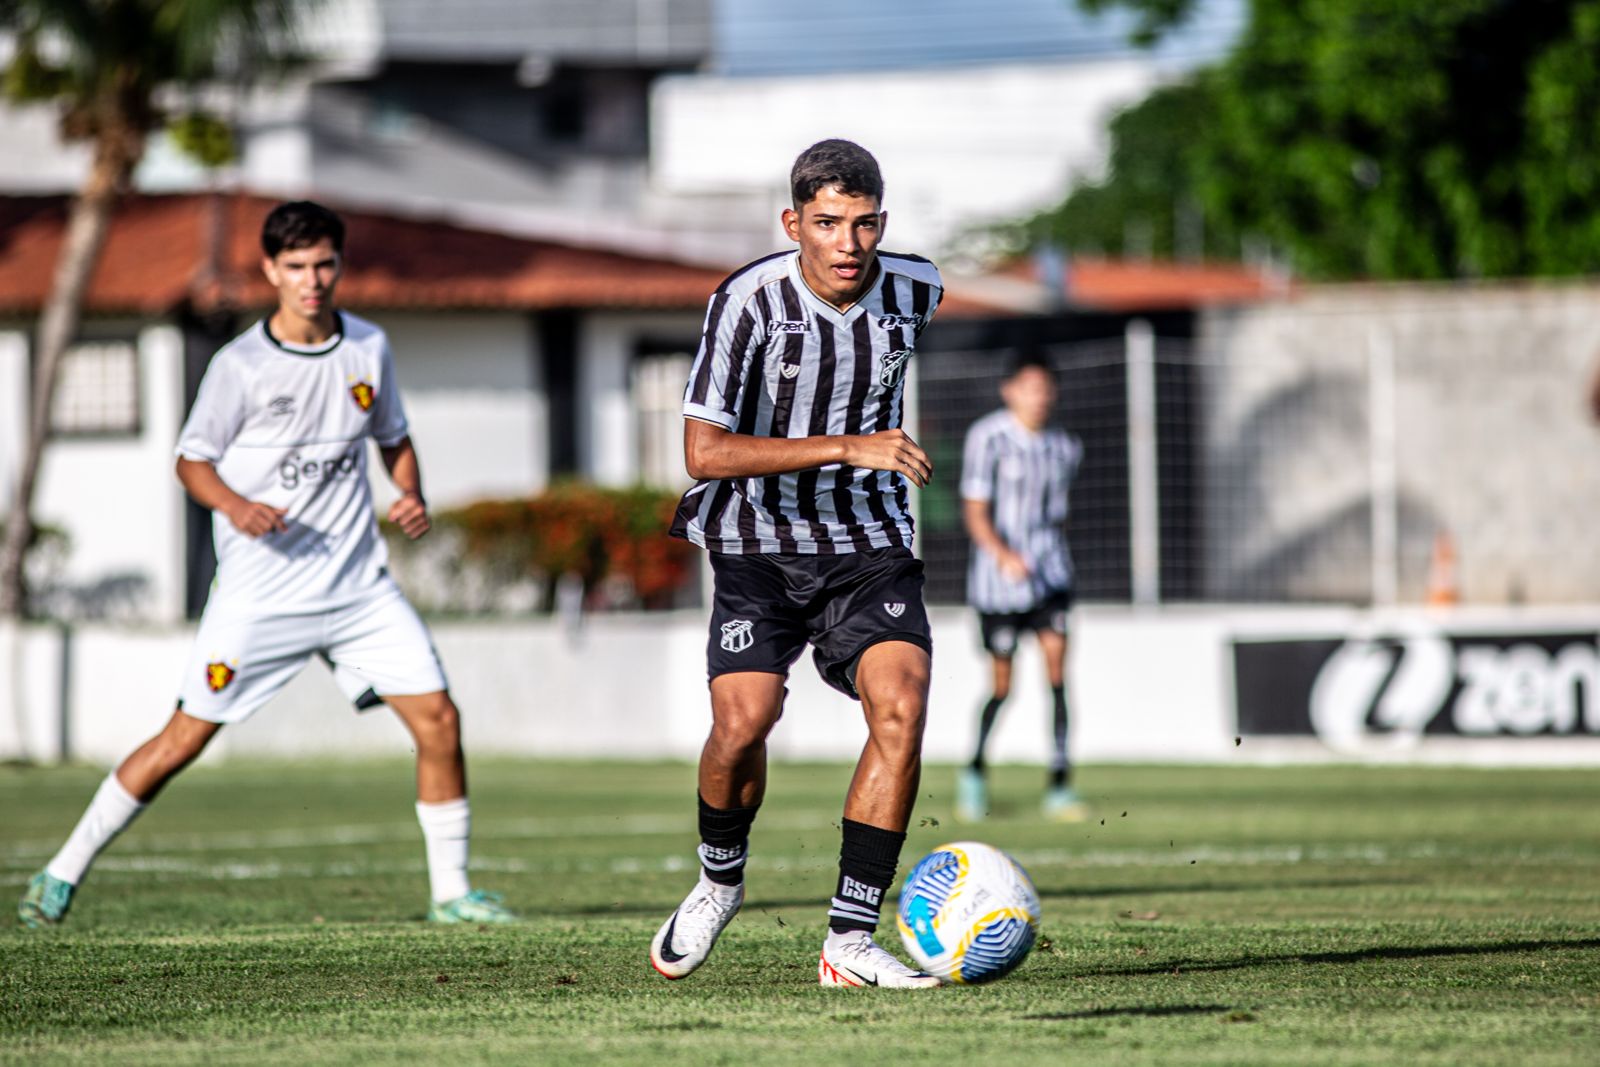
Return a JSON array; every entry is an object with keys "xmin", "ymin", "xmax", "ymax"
[
  {"xmin": 831, "ymin": 932, "xmax": 921, "ymax": 977},
  {"xmin": 41, "ymin": 877, "xmax": 71, "ymax": 912},
  {"xmin": 678, "ymin": 883, "xmax": 740, "ymax": 934}
]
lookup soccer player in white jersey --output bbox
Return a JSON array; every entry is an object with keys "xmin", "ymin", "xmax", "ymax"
[
  {"xmin": 18, "ymin": 201, "xmax": 515, "ymax": 928},
  {"xmin": 956, "ymin": 351, "xmax": 1086, "ymax": 823},
  {"xmin": 650, "ymin": 140, "xmax": 943, "ymax": 988}
]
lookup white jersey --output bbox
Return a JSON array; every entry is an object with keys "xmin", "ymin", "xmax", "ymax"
[
  {"xmin": 176, "ymin": 312, "xmax": 409, "ymax": 613},
  {"xmin": 960, "ymin": 408, "xmax": 1082, "ymax": 613}
]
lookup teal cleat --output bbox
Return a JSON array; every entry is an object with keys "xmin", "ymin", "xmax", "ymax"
[
  {"xmin": 427, "ymin": 889, "xmax": 518, "ymax": 925},
  {"xmin": 18, "ymin": 871, "xmax": 74, "ymax": 928},
  {"xmin": 956, "ymin": 767, "xmax": 988, "ymax": 823},
  {"xmin": 1042, "ymin": 785, "xmax": 1089, "ymax": 823}
]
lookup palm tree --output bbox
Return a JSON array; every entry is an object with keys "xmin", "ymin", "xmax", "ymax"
[{"xmin": 0, "ymin": 0, "xmax": 305, "ymax": 618}]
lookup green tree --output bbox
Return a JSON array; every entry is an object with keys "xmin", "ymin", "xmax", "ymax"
[
  {"xmin": 1036, "ymin": 0, "xmax": 1600, "ymax": 280},
  {"xmin": 0, "ymin": 0, "xmax": 304, "ymax": 618}
]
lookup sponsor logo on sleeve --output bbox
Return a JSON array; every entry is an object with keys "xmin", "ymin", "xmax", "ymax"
[{"xmin": 205, "ymin": 659, "xmax": 238, "ymax": 693}]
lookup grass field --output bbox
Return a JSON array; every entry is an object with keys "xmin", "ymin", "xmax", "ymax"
[{"xmin": 3, "ymin": 758, "xmax": 1598, "ymax": 1065}]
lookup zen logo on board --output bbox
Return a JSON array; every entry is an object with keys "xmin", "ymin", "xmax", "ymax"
[{"xmin": 1233, "ymin": 627, "xmax": 1600, "ymax": 749}]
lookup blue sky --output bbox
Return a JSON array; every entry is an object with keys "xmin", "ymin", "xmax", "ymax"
[{"xmin": 713, "ymin": 0, "xmax": 1245, "ymax": 76}]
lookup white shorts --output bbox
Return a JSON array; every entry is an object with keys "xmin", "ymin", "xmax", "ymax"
[{"xmin": 176, "ymin": 579, "xmax": 448, "ymax": 724}]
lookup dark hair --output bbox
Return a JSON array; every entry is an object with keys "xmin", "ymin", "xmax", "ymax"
[
  {"xmin": 1005, "ymin": 348, "xmax": 1054, "ymax": 381},
  {"xmin": 790, "ymin": 139, "xmax": 884, "ymax": 206},
  {"xmin": 261, "ymin": 200, "xmax": 345, "ymax": 257}
]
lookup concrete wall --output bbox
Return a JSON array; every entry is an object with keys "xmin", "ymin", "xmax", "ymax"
[
  {"xmin": 7, "ymin": 604, "xmax": 1597, "ymax": 769},
  {"xmin": 368, "ymin": 311, "xmax": 546, "ymax": 510},
  {"xmin": 1198, "ymin": 281, "xmax": 1600, "ymax": 604}
]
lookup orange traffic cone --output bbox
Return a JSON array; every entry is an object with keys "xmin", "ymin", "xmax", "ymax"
[{"xmin": 1426, "ymin": 530, "xmax": 1459, "ymax": 607}]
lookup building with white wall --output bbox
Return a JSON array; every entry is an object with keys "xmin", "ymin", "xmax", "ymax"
[{"xmin": 0, "ymin": 192, "xmax": 730, "ymax": 622}]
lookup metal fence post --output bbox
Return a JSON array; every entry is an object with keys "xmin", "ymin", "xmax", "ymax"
[
  {"xmin": 1368, "ymin": 325, "xmax": 1400, "ymax": 606},
  {"xmin": 1125, "ymin": 318, "xmax": 1161, "ymax": 606}
]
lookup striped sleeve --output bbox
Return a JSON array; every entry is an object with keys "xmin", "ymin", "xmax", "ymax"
[
  {"xmin": 682, "ymin": 291, "xmax": 764, "ymax": 430},
  {"xmin": 959, "ymin": 417, "xmax": 998, "ymax": 502}
]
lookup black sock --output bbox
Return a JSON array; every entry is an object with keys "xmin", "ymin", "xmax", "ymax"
[
  {"xmin": 697, "ymin": 793, "xmax": 758, "ymax": 886},
  {"xmin": 970, "ymin": 695, "xmax": 1006, "ymax": 772},
  {"xmin": 1049, "ymin": 684, "xmax": 1071, "ymax": 789},
  {"xmin": 828, "ymin": 818, "xmax": 905, "ymax": 934}
]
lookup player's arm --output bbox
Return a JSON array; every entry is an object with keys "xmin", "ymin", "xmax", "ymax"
[
  {"xmin": 684, "ymin": 417, "xmax": 932, "ymax": 487},
  {"xmin": 175, "ymin": 457, "xmax": 287, "ymax": 538},
  {"xmin": 379, "ymin": 436, "xmax": 430, "ymax": 540},
  {"xmin": 961, "ymin": 497, "xmax": 1029, "ymax": 580}
]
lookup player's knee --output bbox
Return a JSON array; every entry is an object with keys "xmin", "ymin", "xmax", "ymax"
[
  {"xmin": 710, "ymin": 695, "xmax": 782, "ymax": 752},
  {"xmin": 864, "ymin": 687, "xmax": 927, "ymax": 745},
  {"xmin": 409, "ymin": 694, "xmax": 461, "ymax": 749}
]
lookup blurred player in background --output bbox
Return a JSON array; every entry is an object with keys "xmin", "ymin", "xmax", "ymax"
[
  {"xmin": 652, "ymin": 139, "xmax": 943, "ymax": 988},
  {"xmin": 957, "ymin": 351, "xmax": 1086, "ymax": 823},
  {"xmin": 18, "ymin": 201, "xmax": 515, "ymax": 929}
]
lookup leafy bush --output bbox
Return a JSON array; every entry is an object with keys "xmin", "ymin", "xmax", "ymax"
[{"xmin": 384, "ymin": 483, "xmax": 696, "ymax": 614}]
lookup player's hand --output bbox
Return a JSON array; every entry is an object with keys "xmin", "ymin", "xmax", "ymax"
[
  {"xmin": 388, "ymin": 491, "xmax": 431, "ymax": 540},
  {"xmin": 997, "ymin": 548, "xmax": 1031, "ymax": 582},
  {"xmin": 225, "ymin": 500, "xmax": 289, "ymax": 538},
  {"xmin": 843, "ymin": 429, "xmax": 933, "ymax": 487}
]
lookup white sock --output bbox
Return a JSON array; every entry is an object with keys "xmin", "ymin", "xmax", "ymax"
[
  {"xmin": 45, "ymin": 773, "xmax": 146, "ymax": 886},
  {"xmin": 415, "ymin": 797, "xmax": 472, "ymax": 904}
]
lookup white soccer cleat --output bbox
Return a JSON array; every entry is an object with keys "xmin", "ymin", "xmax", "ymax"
[
  {"xmin": 819, "ymin": 929, "xmax": 941, "ymax": 989},
  {"xmin": 649, "ymin": 872, "xmax": 744, "ymax": 980}
]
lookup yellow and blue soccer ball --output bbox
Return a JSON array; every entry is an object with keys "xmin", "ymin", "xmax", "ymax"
[{"xmin": 896, "ymin": 841, "xmax": 1041, "ymax": 984}]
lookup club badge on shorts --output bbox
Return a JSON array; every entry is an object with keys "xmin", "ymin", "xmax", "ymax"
[
  {"xmin": 884, "ymin": 602, "xmax": 906, "ymax": 618},
  {"xmin": 348, "ymin": 376, "xmax": 376, "ymax": 412},
  {"xmin": 205, "ymin": 660, "xmax": 237, "ymax": 693},
  {"xmin": 720, "ymin": 619, "xmax": 754, "ymax": 653}
]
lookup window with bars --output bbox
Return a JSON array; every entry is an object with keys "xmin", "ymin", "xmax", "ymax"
[{"xmin": 49, "ymin": 338, "xmax": 141, "ymax": 436}]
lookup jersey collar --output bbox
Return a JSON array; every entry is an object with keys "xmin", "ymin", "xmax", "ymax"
[
  {"xmin": 262, "ymin": 311, "xmax": 345, "ymax": 357},
  {"xmin": 786, "ymin": 252, "xmax": 880, "ymax": 326}
]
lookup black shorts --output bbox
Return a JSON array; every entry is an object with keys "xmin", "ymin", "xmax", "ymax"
[
  {"xmin": 706, "ymin": 547, "xmax": 933, "ymax": 700},
  {"xmin": 977, "ymin": 589, "xmax": 1074, "ymax": 657}
]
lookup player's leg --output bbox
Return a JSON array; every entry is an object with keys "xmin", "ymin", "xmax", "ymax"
[
  {"xmin": 819, "ymin": 639, "xmax": 939, "ymax": 988},
  {"xmin": 651, "ymin": 671, "xmax": 785, "ymax": 979},
  {"xmin": 1037, "ymin": 609, "xmax": 1086, "ymax": 821},
  {"xmin": 18, "ymin": 708, "xmax": 221, "ymax": 928},
  {"xmin": 960, "ymin": 616, "xmax": 1017, "ymax": 822},
  {"xmin": 652, "ymin": 552, "xmax": 805, "ymax": 980},
  {"xmin": 326, "ymin": 583, "xmax": 512, "ymax": 923},
  {"xmin": 382, "ymin": 688, "xmax": 510, "ymax": 923}
]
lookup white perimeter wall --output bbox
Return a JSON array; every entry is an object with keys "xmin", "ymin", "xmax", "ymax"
[
  {"xmin": 651, "ymin": 58, "xmax": 1166, "ymax": 255},
  {"xmin": 8, "ymin": 604, "xmax": 1599, "ymax": 769}
]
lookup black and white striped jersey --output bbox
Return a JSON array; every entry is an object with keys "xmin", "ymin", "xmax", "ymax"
[
  {"xmin": 671, "ymin": 249, "xmax": 943, "ymax": 555},
  {"xmin": 960, "ymin": 409, "xmax": 1083, "ymax": 613}
]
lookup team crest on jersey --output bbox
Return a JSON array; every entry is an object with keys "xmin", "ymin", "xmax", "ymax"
[
  {"xmin": 205, "ymin": 660, "xmax": 238, "ymax": 693},
  {"xmin": 348, "ymin": 377, "xmax": 375, "ymax": 412},
  {"xmin": 879, "ymin": 348, "xmax": 911, "ymax": 388},
  {"xmin": 878, "ymin": 313, "xmax": 922, "ymax": 332},
  {"xmin": 720, "ymin": 619, "xmax": 754, "ymax": 653},
  {"xmin": 884, "ymin": 602, "xmax": 906, "ymax": 618}
]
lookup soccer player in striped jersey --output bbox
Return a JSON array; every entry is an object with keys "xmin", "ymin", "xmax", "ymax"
[
  {"xmin": 17, "ymin": 202, "xmax": 514, "ymax": 929},
  {"xmin": 956, "ymin": 352, "xmax": 1087, "ymax": 823},
  {"xmin": 650, "ymin": 140, "xmax": 942, "ymax": 988}
]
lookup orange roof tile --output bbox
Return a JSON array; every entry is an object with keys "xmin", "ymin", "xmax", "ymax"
[
  {"xmin": 0, "ymin": 193, "xmax": 737, "ymax": 316},
  {"xmin": 0, "ymin": 192, "xmax": 1011, "ymax": 319}
]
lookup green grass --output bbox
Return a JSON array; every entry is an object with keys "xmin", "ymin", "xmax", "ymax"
[{"xmin": 3, "ymin": 759, "xmax": 1598, "ymax": 1065}]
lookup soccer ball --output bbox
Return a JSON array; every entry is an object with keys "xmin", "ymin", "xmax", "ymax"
[{"xmin": 896, "ymin": 841, "xmax": 1041, "ymax": 984}]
